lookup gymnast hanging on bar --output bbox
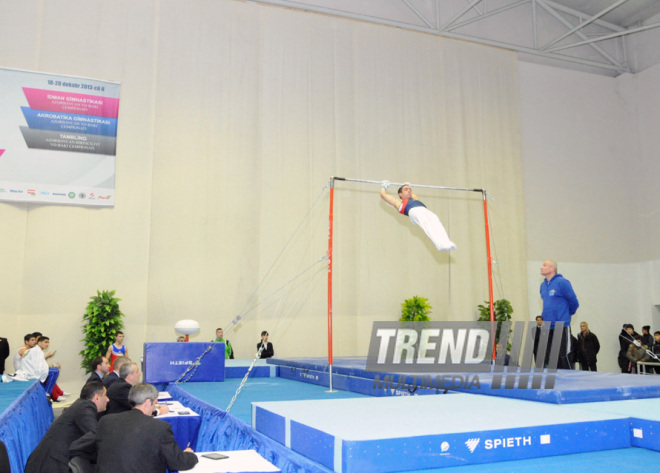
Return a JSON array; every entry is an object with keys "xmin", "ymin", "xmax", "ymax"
[{"xmin": 379, "ymin": 180, "xmax": 456, "ymax": 252}]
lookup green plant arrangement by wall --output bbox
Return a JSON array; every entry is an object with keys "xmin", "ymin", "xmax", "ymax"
[
  {"xmin": 400, "ymin": 296, "xmax": 432, "ymax": 322},
  {"xmin": 80, "ymin": 290, "xmax": 125, "ymax": 373},
  {"xmin": 477, "ymin": 298, "xmax": 513, "ymax": 353}
]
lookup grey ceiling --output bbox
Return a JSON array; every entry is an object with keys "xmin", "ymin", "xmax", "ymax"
[{"xmin": 247, "ymin": 0, "xmax": 660, "ymax": 76}]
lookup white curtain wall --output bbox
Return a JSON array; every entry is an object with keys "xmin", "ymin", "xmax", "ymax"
[{"xmin": 0, "ymin": 0, "xmax": 527, "ymax": 382}]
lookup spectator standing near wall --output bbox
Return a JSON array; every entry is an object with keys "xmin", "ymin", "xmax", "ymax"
[{"xmin": 576, "ymin": 322, "xmax": 600, "ymax": 371}]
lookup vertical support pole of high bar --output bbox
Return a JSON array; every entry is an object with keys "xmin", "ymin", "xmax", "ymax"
[
  {"xmin": 327, "ymin": 178, "xmax": 335, "ymax": 392},
  {"xmin": 482, "ymin": 191, "xmax": 496, "ymax": 361}
]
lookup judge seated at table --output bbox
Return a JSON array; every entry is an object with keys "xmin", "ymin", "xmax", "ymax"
[{"xmin": 96, "ymin": 383, "xmax": 198, "ymax": 473}]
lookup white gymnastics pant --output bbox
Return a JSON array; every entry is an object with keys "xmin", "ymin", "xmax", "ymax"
[{"xmin": 408, "ymin": 206, "xmax": 456, "ymax": 252}]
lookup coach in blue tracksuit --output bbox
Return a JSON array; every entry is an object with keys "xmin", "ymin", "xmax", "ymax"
[{"xmin": 540, "ymin": 260, "xmax": 579, "ymax": 369}]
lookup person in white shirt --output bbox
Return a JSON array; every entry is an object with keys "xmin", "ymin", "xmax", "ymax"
[
  {"xmin": 3, "ymin": 336, "xmax": 56, "ymax": 383},
  {"xmin": 13, "ymin": 333, "xmax": 37, "ymax": 371}
]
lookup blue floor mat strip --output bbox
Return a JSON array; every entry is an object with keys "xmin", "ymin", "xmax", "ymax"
[{"xmin": 268, "ymin": 356, "xmax": 660, "ymax": 403}]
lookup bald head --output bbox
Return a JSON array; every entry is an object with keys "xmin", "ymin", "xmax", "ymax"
[{"xmin": 540, "ymin": 260, "xmax": 557, "ymax": 281}]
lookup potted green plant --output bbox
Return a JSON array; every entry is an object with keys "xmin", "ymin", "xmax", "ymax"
[
  {"xmin": 477, "ymin": 298, "xmax": 513, "ymax": 353},
  {"xmin": 400, "ymin": 296, "xmax": 432, "ymax": 322},
  {"xmin": 79, "ymin": 290, "xmax": 125, "ymax": 373}
]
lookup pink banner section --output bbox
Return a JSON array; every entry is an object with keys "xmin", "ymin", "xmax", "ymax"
[
  {"xmin": 0, "ymin": 150, "xmax": 4, "ymax": 157},
  {"xmin": 22, "ymin": 88, "xmax": 119, "ymax": 118}
]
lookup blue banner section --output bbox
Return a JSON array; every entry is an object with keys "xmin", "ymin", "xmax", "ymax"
[
  {"xmin": 143, "ymin": 342, "xmax": 225, "ymax": 384},
  {"xmin": 21, "ymin": 106, "xmax": 118, "ymax": 136}
]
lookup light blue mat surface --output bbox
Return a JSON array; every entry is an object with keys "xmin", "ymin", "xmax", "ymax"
[
  {"xmin": 176, "ymin": 376, "xmax": 367, "ymax": 424},
  {"xmin": 173, "ymin": 376, "xmax": 660, "ymax": 472}
]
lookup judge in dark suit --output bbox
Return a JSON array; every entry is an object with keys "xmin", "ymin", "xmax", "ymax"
[
  {"xmin": 24, "ymin": 381, "xmax": 108, "ymax": 473},
  {"xmin": 104, "ymin": 361, "xmax": 141, "ymax": 415},
  {"xmin": 102, "ymin": 355, "xmax": 129, "ymax": 389},
  {"xmin": 96, "ymin": 383, "xmax": 198, "ymax": 473},
  {"xmin": 85, "ymin": 356, "xmax": 110, "ymax": 384},
  {"xmin": 104, "ymin": 361, "xmax": 168, "ymax": 417}
]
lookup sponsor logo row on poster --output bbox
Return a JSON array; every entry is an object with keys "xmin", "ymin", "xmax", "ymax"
[{"xmin": 0, "ymin": 187, "xmax": 112, "ymax": 200}]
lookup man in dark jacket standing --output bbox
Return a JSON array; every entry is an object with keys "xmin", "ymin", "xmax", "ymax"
[
  {"xmin": 576, "ymin": 321, "xmax": 600, "ymax": 371},
  {"xmin": 24, "ymin": 381, "xmax": 108, "ymax": 473},
  {"xmin": 618, "ymin": 324, "xmax": 638, "ymax": 373}
]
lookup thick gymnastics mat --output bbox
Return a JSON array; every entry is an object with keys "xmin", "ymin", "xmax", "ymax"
[
  {"xmin": 268, "ymin": 356, "xmax": 660, "ymax": 403},
  {"xmin": 252, "ymin": 392, "xmax": 629, "ymax": 472}
]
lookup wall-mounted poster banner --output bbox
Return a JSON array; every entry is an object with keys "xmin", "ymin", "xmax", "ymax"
[{"xmin": 0, "ymin": 68, "xmax": 120, "ymax": 207}]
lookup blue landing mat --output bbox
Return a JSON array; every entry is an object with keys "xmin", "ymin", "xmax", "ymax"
[
  {"xmin": 169, "ymin": 378, "xmax": 660, "ymax": 473},
  {"xmin": 268, "ymin": 356, "xmax": 660, "ymax": 403},
  {"xmin": 253, "ymin": 393, "xmax": 629, "ymax": 473}
]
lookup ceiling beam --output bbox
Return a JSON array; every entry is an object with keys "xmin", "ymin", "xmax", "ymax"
[
  {"xmin": 243, "ymin": 0, "xmax": 655, "ymax": 75},
  {"xmin": 537, "ymin": 0, "xmax": 624, "ymax": 71},
  {"xmin": 401, "ymin": 0, "xmax": 434, "ymax": 29},
  {"xmin": 546, "ymin": 21, "xmax": 660, "ymax": 53},
  {"xmin": 540, "ymin": 0, "xmax": 630, "ymax": 51}
]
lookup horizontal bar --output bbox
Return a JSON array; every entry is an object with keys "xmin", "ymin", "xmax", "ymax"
[{"xmin": 332, "ymin": 176, "xmax": 484, "ymax": 193}]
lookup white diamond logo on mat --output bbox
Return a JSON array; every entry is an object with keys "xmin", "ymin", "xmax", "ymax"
[
  {"xmin": 441, "ymin": 441, "xmax": 449, "ymax": 452},
  {"xmin": 540, "ymin": 434, "xmax": 551, "ymax": 444},
  {"xmin": 465, "ymin": 438, "xmax": 480, "ymax": 453}
]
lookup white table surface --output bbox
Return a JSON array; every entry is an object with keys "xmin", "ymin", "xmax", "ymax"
[{"xmin": 189, "ymin": 450, "xmax": 280, "ymax": 473}]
